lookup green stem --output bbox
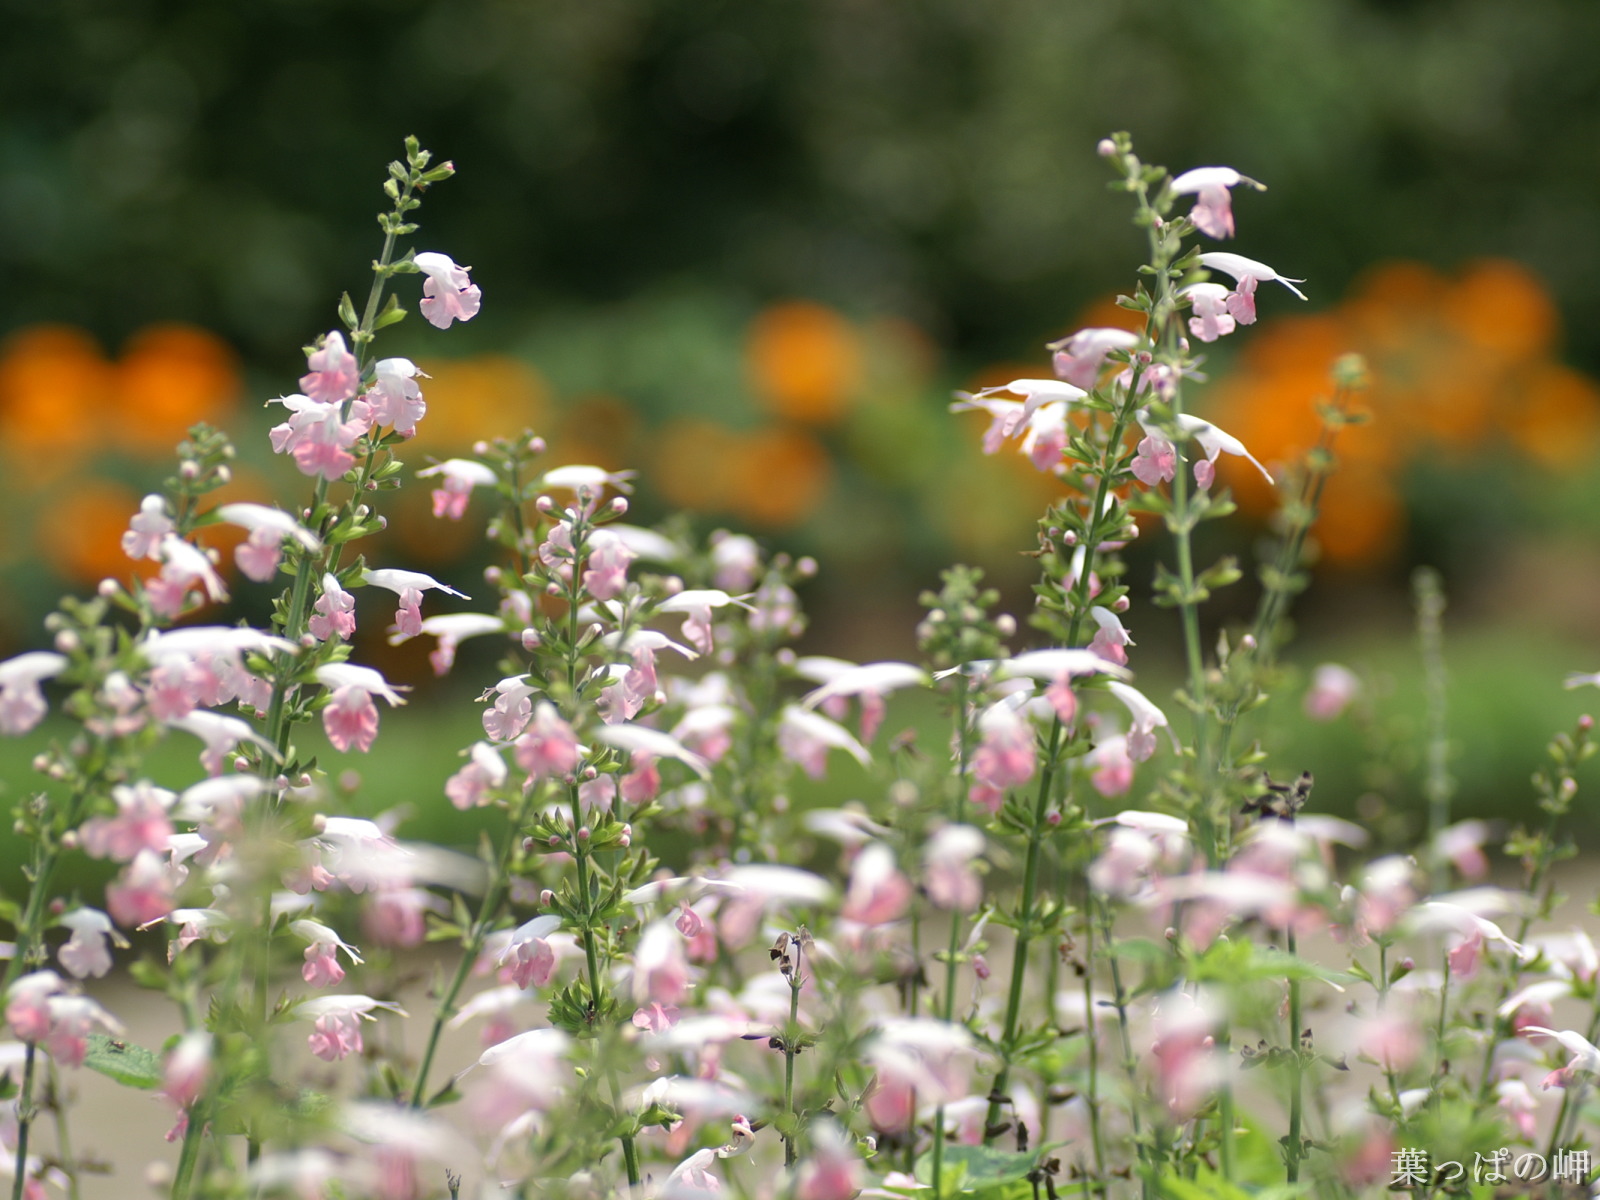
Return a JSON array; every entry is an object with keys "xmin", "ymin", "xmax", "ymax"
[
  {"xmin": 783, "ymin": 943, "xmax": 804, "ymax": 1168},
  {"xmin": 10, "ymin": 1045, "xmax": 37, "ymax": 1200},
  {"xmin": 1099, "ymin": 899, "xmax": 1149, "ymax": 1200},
  {"xmin": 932, "ymin": 676, "xmax": 972, "ymax": 1191},
  {"xmin": 1285, "ymin": 928, "xmax": 1304, "ymax": 1184}
]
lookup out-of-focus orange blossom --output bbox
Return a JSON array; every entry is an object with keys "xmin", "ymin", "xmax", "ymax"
[
  {"xmin": 408, "ymin": 355, "xmax": 550, "ymax": 451},
  {"xmin": 1206, "ymin": 259, "xmax": 1600, "ymax": 566},
  {"xmin": 652, "ymin": 419, "xmax": 832, "ymax": 528},
  {"xmin": 746, "ymin": 301, "xmax": 863, "ymax": 426}
]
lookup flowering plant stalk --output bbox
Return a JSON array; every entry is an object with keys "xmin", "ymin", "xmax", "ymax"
[{"xmin": 3, "ymin": 130, "xmax": 1600, "ymax": 1200}]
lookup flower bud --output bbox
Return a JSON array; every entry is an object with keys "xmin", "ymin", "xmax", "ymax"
[
  {"xmin": 1581, "ymin": 714, "xmax": 1594, "ymax": 733},
  {"xmin": 473, "ymin": 440, "xmax": 490, "ymax": 456},
  {"xmin": 540, "ymin": 889, "xmax": 556, "ymax": 907},
  {"xmin": 53, "ymin": 630, "xmax": 79, "ymax": 653},
  {"xmin": 796, "ymin": 557, "xmax": 818, "ymax": 578},
  {"xmin": 1096, "ymin": 138, "xmax": 1116, "ymax": 158},
  {"xmin": 97, "ymin": 579, "xmax": 121, "ymax": 597},
  {"xmin": 60, "ymin": 830, "xmax": 79, "ymax": 851},
  {"xmin": 529, "ymin": 436, "xmax": 547, "ymax": 454},
  {"xmin": 548, "ymin": 835, "xmax": 562, "ymax": 847},
  {"xmin": 1241, "ymin": 634, "xmax": 1258, "ymax": 651},
  {"xmin": 521, "ymin": 629, "xmax": 540, "ymax": 651},
  {"xmin": 1061, "ymin": 530, "xmax": 1078, "ymax": 546},
  {"xmin": 535, "ymin": 495, "xmax": 555, "ymax": 514},
  {"xmin": 1112, "ymin": 596, "xmax": 1130, "ymax": 613},
  {"xmin": 996, "ymin": 614, "xmax": 1017, "ymax": 637},
  {"xmin": 215, "ymin": 466, "xmax": 232, "ymax": 485},
  {"xmin": 484, "ymin": 566, "xmax": 503, "ymax": 585},
  {"xmin": 233, "ymin": 757, "xmax": 250, "ymax": 773},
  {"xmin": 180, "ymin": 461, "xmax": 199, "ymax": 480},
  {"xmin": 577, "ymin": 827, "xmax": 590, "ymax": 842},
  {"xmin": 610, "ymin": 497, "xmax": 628, "ymax": 515}
]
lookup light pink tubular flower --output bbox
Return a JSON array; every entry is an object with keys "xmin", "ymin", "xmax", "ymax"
[
  {"xmin": 417, "ymin": 458, "xmax": 498, "ymax": 521},
  {"xmin": 292, "ymin": 919, "xmax": 364, "ymax": 988},
  {"xmin": 446, "ymin": 741, "xmax": 509, "ymax": 810},
  {"xmin": 513, "ymin": 702, "xmax": 580, "ymax": 780},
  {"xmin": 44, "ymin": 995, "xmax": 126, "ymax": 1068},
  {"xmin": 863, "ymin": 1018, "xmax": 977, "ymax": 1132},
  {"xmin": 365, "ymin": 358, "xmax": 427, "ymax": 436},
  {"xmin": 658, "ymin": 589, "xmax": 753, "ymax": 655},
  {"xmin": 582, "ymin": 529, "xmax": 636, "ymax": 601},
  {"xmin": 1088, "ymin": 606, "xmax": 1133, "ymax": 665},
  {"xmin": 267, "ymin": 394, "xmax": 370, "ymax": 481},
  {"xmin": 795, "ymin": 1120, "xmax": 863, "ymax": 1200},
  {"xmin": 413, "ymin": 252, "xmax": 482, "ymax": 329},
  {"xmin": 0, "ymin": 651, "xmax": 67, "ymax": 735},
  {"xmin": 778, "ymin": 705, "xmax": 871, "ymax": 780},
  {"xmin": 362, "ymin": 568, "xmax": 469, "ymax": 641},
  {"xmin": 1303, "ymin": 663, "xmax": 1359, "ymax": 721},
  {"xmin": 57, "ymin": 908, "xmax": 118, "ymax": 979},
  {"xmin": 468, "ymin": 1028, "xmax": 573, "ymax": 1126},
  {"xmin": 296, "ymin": 995, "xmax": 405, "ymax": 1062},
  {"xmin": 1521, "ymin": 1026, "xmax": 1600, "ymax": 1090},
  {"xmin": 300, "ymin": 331, "xmax": 361, "ymax": 403},
  {"xmin": 1169, "ymin": 165, "xmax": 1261, "ymax": 240},
  {"xmin": 842, "ymin": 842, "xmax": 912, "ymax": 926},
  {"xmin": 923, "ymin": 825, "xmax": 985, "ymax": 912},
  {"xmin": 1131, "ymin": 429, "xmax": 1177, "ymax": 487},
  {"xmin": 315, "ymin": 664, "xmax": 408, "ymax": 754},
  {"xmin": 969, "ymin": 701, "xmax": 1035, "ymax": 812},
  {"xmin": 106, "ymin": 849, "xmax": 177, "ymax": 928},
  {"xmin": 1150, "ymin": 990, "xmax": 1221, "ymax": 1119},
  {"xmin": 1182, "ymin": 282, "xmax": 1236, "ymax": 343},
  {"xmin": 1106, "ymin": 681, "xmax": 1176, "ymax": 763},
  {"xmin": 951, "ymin": 378, "xmax": 1086, "ymax": 447},
  {"xmin": 1085, "ymin": 734, "xmax": 1135, "ymax": 797},
  {"xmin": 1175, "ymin": 413, "xmax": 1273, "ymax": 489},
  {"xmin": 1198, "ymin": 252, "xmax": 1307, "ymax": 324},
  {"xmin": 121, "ymin": 494, "xmax": 174, "ymax": 560},
  {"xmin": 634, "ymin": 919, "xmax": 693, "ymax": 1006},
  {"xmin": 1050, "ymin": 327, "xmax": 1141, "ymax": 390},
  {"xmin": 215, "ymin": 504, "xmax": 321, "ymax": 583},
  {"xmin": 147, "ymin": 536, "xmax": 229, "ymax": 618},
  {"xmin": 799, "ymin": 659, "xmax": 927, "ymax": 743},
  {"xmin": 162, "ymin": 1032, "xmax": 212, "ymax": 1110},
  {"xmin": 308, "ymin": 573, "xmax": 357, "ymax": 642},
  {"xmin": 411, "ymin": 612, "xmax": 505, "ymax": 676},
  {"xmin": 5, "ymin": 971, "xmax": 65, "ymax": 1043},
  {"xmin": 498, "ymin": 916, "xmax": 560, "ymax": 990}
]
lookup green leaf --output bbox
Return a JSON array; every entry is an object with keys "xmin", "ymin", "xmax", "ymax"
[
  {"xmin": 916, "ymin": 1144, "xmax": 1039, "ymax": 1192},
  {"xmin": 374, "ymin": 293, "xmax": 408, "ymax": 330},
  {"xmin": 82, "ymin": 1034, "xmax": 162, "ymax": 1090}
]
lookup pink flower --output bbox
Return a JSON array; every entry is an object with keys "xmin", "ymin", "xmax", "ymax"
[
  {"xmin": 57, "ymin": 908, "xmax": 117, "ymax": 979},
  {"xmin": 1497, "ymin": 1079, "xmax": 1540, "ymax": 1139},
  {"xmin": 1088, "ymin": 606, "xmax": 1132, "ymax": 666},
  {"xmin": 1303, "ymin": 663, "xmax": 1359, "ymax": 721},
  {"xmin": 0, "ymin": 651, "xmax": 67, "ymax": 735},
  {"xmin": 296, "ymin": 995, "xmax": 405, "ymax": 1062},
  {"xmin": 5, "ymin": 971, "xmax": 64, "ymax": 1042},
  {"xmin": 634, "ymin": 920, "xmax": 693, "ymax": 1006},
  {"xmin": 842, "ymin": 842, "xmax": 913, "ymax": 926},
  {"xmin": 952, "ymin": 378, "xmax": 1086, "ymax": 444},
  {"xmin": 582, "ymin": 529, "xmax": 635, "ymax": 601},
  {"xmin": 659, "ymin": 589, "xmax": 751, "ymax": 656},
  {"xmin": 267, "ymin": 394, "xmax": 370, "ymax": 481},
  {"xmin": 1198, "ymin": 252, "xmax": 1306, "ymax": 325},
  {"xmin": 309, "ymin": 573, "xmax": 357, "ymax": 642},
  {"xmin": 417, "ymin": 458, "xmax": 497, "ymax": 521},
  {"xmin": 971, "ymin": 702, "xmax": 1035, "ymax": 792},
  {"xmin": 445, "ymin": 741, "xmax": 508, "ymax": 810},
  {"xmin": 215, "ymin": 504, "xmax": 322, "ymax": 584},
  {"xmin": 923, "ymin": 825, "xmax": 984, "ymax": 912},
  {"xmin": 513, "ymin": 702, "xmax": 579, "ymax": 779},
  {"xmin": 413, "ymin": 252, "xmax": 481, "ymax": 329},
  {"xmin": 1182, "ymin": 282, "xmax": 1236, "ymax": 343},
  {"xmin": 365, "ymin": 358, "xmax": 427, "ymax": 436},
  {"xmin": 794, "ymin": 1121, "xmax": 862, "ymax": 1200},
  {"xmin": 710, "ymin": 532, "xmax": 761, "ymax": 591},
  {"xmin": 1175, "ymin": 414, "xmax": 1273, "ymax": 489},
  {"xmin": 1085, "ymin": 734, "xmax": 1134, "ymax": 797},
  {"xmin": 293, "ymin": 920, "xmax": 364, "ymax": 988},
  {"xmin": 163, "ymin": 1032, "xmax": 212, "ymax": 1110},
  {"xmin": 499, "ymin": 916, "xmax": 560, "ymax": 989},
  {"xmin": 1150, "ymin": 991, "xmax": 1220, "ymax": 1119},
  {"xmin": 45, "ymin": 995, "xmax": 125, "ymax": 1069},
  {"xmin": 778, "ymin": 706, "xmax": 870, "ymax": 780},
  {"xmin": 362, "ymin": 888, "xmax": 442, "ymax": 949},
  {"xmin": 1170, "ymin": 166, "xmax": 1259, "ymax": 240},
  {"xmin": 121, "ymin": 494, "xmax": 173, "ymax": 560},
  {"xmin": 1131, "ymin": 431, "xmax": 1177, "ymax": 487},
  {"xmin": 362, "ymin": 568, "xmax": 468, "ymax": 643},
  {"xmin": 1050, "ymin": 327, "xmax": 1141, "ymax": 390},
  {"xmin": 147, "ymin": 536, "xmax": 229, "ymax": 618},
  {"xmin": 106, "ymin": 849, "xmax": 177, "ymax": 928},
  {"xmin": 1107, "ymin": 681, "xmax": 1174, "ymax": 763},
  {"xmin": 1521, "ymin": 1026, "xmax": 1600, "ymax": 1090},
  {"xmin": 300, "ymin": 331, "xmax": 361, "ymax": 403},
  {"xmin": 316, "ymin": 664, "xmax": 408, "ymax": 754}
]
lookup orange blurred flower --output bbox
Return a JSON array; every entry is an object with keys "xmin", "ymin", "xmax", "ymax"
[
  {"xmin": 1205, "ymin": 259, "xmax": 1599, "ymax": 565},
  {"xmin": 747, "ymin": 302, "xmax": 862, "ymax": 426},
  {"xmin": 114, "ymin": 325, "xmax": 240, "ymax": 452},
  {"xmin": 409, "ymin": 355, "xmax": 551, "ymax": 451}
]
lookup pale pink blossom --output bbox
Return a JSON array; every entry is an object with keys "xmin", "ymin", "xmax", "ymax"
[
  {"xmin": 267, "ymin": 394, "xmax": 370, "ymax": 481},
  {"xmin": 1198, "ymin": 252, "xmax": 1306, "ymax": 325},
  {"xmin": 417, "ymin": 458, "xmax": 497, "ymax": 521},
  {"xmin": 0, "ymin": 651, "xmax": 67, "ymax": 735},
  {"xmin": 582, "ymin": 529, "xmax": 635, "ymax": 601},
  {"xmin": 215, "ymin": 503, "xmax": 321, "ymax": 582},
  {"xmin": 309, "ymin": 574, "xmax": 357, "ymax": 642},
  {"xmin": 1182, "ymin": 282, "xmax": 1236, "ymax": 343},
  {"xmin": 1176, "ymin": 413, "xmax": 1273, "ymax": 488},
  {"xmin": 1088, "ymin": 606, "xmax": 1133, "ymax": 665},
  {"xmin": 1497, "ymin": 1078, "xmax": 1540, "ymax": 1139},
  {"xmin": 445, "ymin": 741, "xmax": 508, "ymax": 809},
  {"xmin": 1353, "ymin": 855, "xmax": 1416, "ymax": 938},
  {"xmin": 1150, "ymin": 990, "xmax": 1221, "ymax": 1119},
  {"xmin": 362, "ymin": 888, "xmax": 443, "ymax": 949},
  {"xmin": 777, "ymin": 705, "xmax": 870, "ymax": 780},
  {"xmin": 45, "ymin": 995, "xmax": 125, "ymax": 1068},
  {"xmin": 296, "ymin": 995, "xmax": 405, "ymax": 1062},
  {"xmin": 970, "ymin": 701, "xmax": 1035, "ymax": 801},
  {"xmin": 498, "ymin": 916, "xmax": 560, "ymax": 990},
  {"xmin": 121, "ymin": 494, "xmax": 173, "ymax": 560},
  {"xmin": 364, "ymin": 358, "xmax": 427, "ymax": 436},
  {"xmin": 300, "ymin": 331, "xmax": 361, "ymax": 403},
  {"xmin": 536, "ymin": 464, "xmax": 636, "ymax": 500},
  {"xmin": 1107, "ymin": 681, "xmax": 1175, "ymax": 763},
  {"xmin": 57, "ymin": 908, "xmax": 117, "ymax": 979},
  {"xmin": 1085, "ymin": 734, "xmax": 1135, "ymax": 797},
  {"xmin": 5, "ymin": 971, "xmax": 64, "ymax": 1042},
  {"xmin": 513, "ymin": 702, "xmax": 579, "ymax": 779},
  {"xmin": 951, "ymin": 378, "xmax": 1086, "ymax": 446},
  {"xmin": 1131, "ymin": 430, "xmax": 1177, "ymax": 487},
  {"xmin": 167, "ymin": 710, "xmax": 277, "ymax": 777},
  {"xmin": 1050, "ymin": 327, "xmax": 1141, "ymax": 390},
  {"xmin": 1434, "ymin": 819, "xmax": 1492, "ymax": 881},
  {"xmin": 409, "ymin": 612, "xmax": 504, "ymax": 675},
  {"xmin": 362, "ymin": 568, "xmax": 468, "ymax": 641},
  {"xmin": 316, "ymin": 664, "xmax": 407, "ymax": 754},
  {"xmin": 146, "ymin": 536, "xmax": 229, "ymax": 618},
  {"xmin": 864, "ymin": 1018, "xmax": 976, "ymax": 1130},
  {"xmin": 1522, "ymin": 1026, "xmax": 1600, "ymax": 1090},
  {"xmin": 795, "ymin": 1120, "xmax": 862, "ymax": 1200},
  {"xmin": 658, "ymin": 589, "xmax": 752, "ymax": 655},
  {"xmin": 1170, "ymin": 165, "xmax": 1259, "ymax": 240},
  {"xmin": 163, "ymin": 1032, "xmax": 212, "ymax": 1109},
  {"xmin": 467, "ymin": 1028, "xmax": 573, "ymax": 1125},
  {"xmin": 149, "ymin": 908, "xmax": 230, "ymax": 962},
  {"xmin": 1303, "ymin": 663, "xmax": 1359, "ymax": 721},
  {"xmin": 634, "ymin": 920, "xmax": 693, "ymax": 1006},
  {"xmin": 292, "ymin": 920, "xmax": 364, "ymax": 988},
  {"xmin": 711, "ymin": 531, "xmax": 761, "ymax": 591},
  {"xmin": 923, "ymin": 825, "xmax": 984, "ymax": 912},
  {"xmin": 842, "ymin": 843, "xmax": 912, "ymax": 926},
  {"xmin": 106, "ymin": 849, "xmax": 177, "ymax": 927},
  {"xmin": 413, "ymin": 252, "xmax": 481, "ymax": 329}
]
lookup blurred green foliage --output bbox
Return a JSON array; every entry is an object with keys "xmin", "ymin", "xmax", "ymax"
[{"xmin": 4, "ymin": 0, "xmax": 1599, "ymax": 372}]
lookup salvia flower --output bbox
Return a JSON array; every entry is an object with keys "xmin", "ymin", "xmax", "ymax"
[
  {"xmin": 315, "ymin": 664, "xmax": 408, "ymax": 754},
  {"xmin": 417, "ymin": 458, "xmax": 498, "ymax": 521},
  {"xmin": 365, "ymin": 357, "xmax": 427, "ymax": 435},
  {"xmin": 214, "ymin": 503, "xmax": 322, "ymax": 583},
  {"xmin": 1304, "ymin": 662, "xmax": 1360, "ymax": 721},
  {"xmin": 121, "ymin": 494, "xmax": 174, "ymax": 560},
  {"xmin": 1169, "ymin": 165, "xmax": 1262, "ymax": 240},
  {"xmin": 57, "ymin": 908, "xmax": 119, "ymax": 979},
  {"xmin": 362, "ymin": 568, "xmax": 469, "ymax": 641},
  {"xmin": 0, "ymin": 651, "xmax": 67, "ymax": 735},
  {"xmin": 296, "ymin": 995, "xmax": 406, "ymax": 1062},
  {"xmin": 1050, "ymin": 327, "xmax": 1141, "ymax": 390},
  {"xmin": 1175, "ymin": 413, "xmax": 1273, "ymax": 488},
  {"xmin": 292, "ymin": 919, "xmax": 365, "ymax": 988},
  {"xmin": 413, "ymin": 251, "xmax": 482, "ymax": 329},
  {"xmin": 1106, "ymin": 681, "xmax": 1177, "ymax": 763},
  {"xmin": 1198, "ymin": 251, "xmax": 1307, "ymax": 324}
]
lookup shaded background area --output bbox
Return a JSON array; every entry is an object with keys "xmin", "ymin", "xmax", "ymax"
[{"xmin": 2, "ymin": 0, "xmax": 1599, "ymax": 826}]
